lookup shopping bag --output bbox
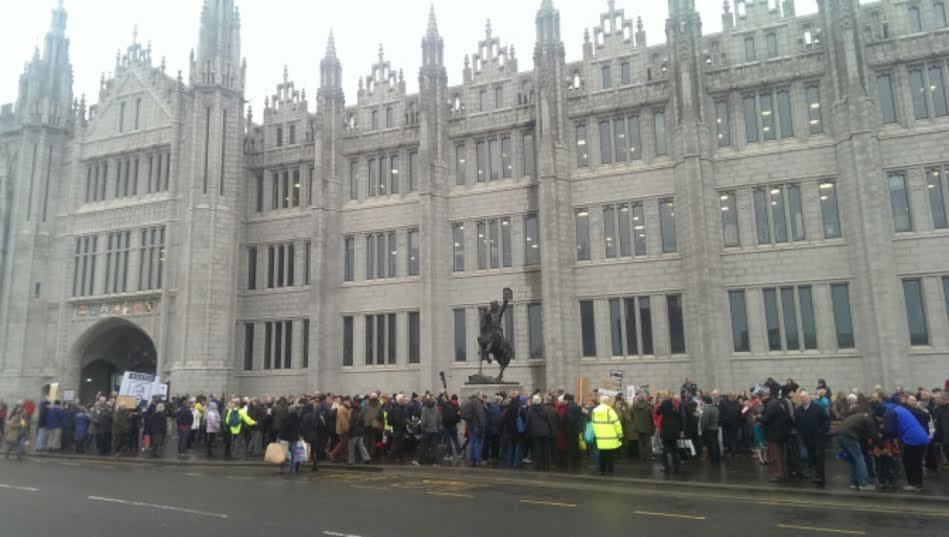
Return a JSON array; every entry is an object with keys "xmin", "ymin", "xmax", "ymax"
[
  {"xmin": 583, "ymin": 421, "xmax": 596, "ymax": 445},
  {"xmin": 677, "ymin": 438, "xmax": 696, "ymax": 457},
  {"xmin": 578, "ymin": 433, "xmax": 587, "ymax": 451},
  {"xmin": 265, "ymin": 441, "xmax": 289, "ymax": 464},
  {"xmin": 142, "ymin": 434, "xmax": 151, "ymax": 450}
]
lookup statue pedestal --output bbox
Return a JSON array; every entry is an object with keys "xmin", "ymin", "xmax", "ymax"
[{"xmin": 460, "ymin": 382, "xmax": 523, "ymax": 399}]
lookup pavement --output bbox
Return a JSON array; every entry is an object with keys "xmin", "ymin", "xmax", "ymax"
[{"xmin": 2, "ymin": 454, "xmax": 949, "ymax": 537}]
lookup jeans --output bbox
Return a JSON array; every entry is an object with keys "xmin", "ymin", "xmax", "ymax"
[
  {"xmin": 442, "ymin": 425, "xmax": 461, "ymax": 457},
  {"xmin": 505, "ymin": 436, "xmax": 524, "ymax": 468},
  {"xmin": 838, "ymin": 435, "xmax": 869, "ymax": 486},
  {"xmin": 249, "ymin": 429, "xmax": 263, "ymax": 456},
  {"xmin": 206, "ymin": 432, "xmax": 217, "ymax": 456},
  {"xmin": 485, "ymin": 434, "xmax": 501, "ymax": 461},
  {"xmin": 177, "ymin": 427, "xmax": 190, "ymax": 455},
  {"xmin": 804, "ymin": 439, "xmax": 826, "ymax": 483},
  {"xmin": 418, "ymin": 432, "xmax": 439, "ymax": 464},
  {"xmin": 35, "ymin": 428, "xmax": 48, "ymax": 451},
  {"xmin": 150, "ymin": 433, "xmax": 164, "ymax": 458},
  {"xmin": 661, "ymin": 437, "xmax": 680, "ymax": 471},
  {"xmin": 467, "ymin": 429, "xmax": 484, "ymax": 465},
  {"xmin": 348, "ymin": 434, "xmax": 370, "ymax": 464}
]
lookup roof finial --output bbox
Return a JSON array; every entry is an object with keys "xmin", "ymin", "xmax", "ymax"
[
  {"xmin": 608, "ymin": 0, "xmax": 616, "ymax": 14},
  {"xmin": 426, "ymin": 4, "xmax": 439, "ymax": 38},
  {"xmin": 325, "ymin": 29, "xmax": 337, "ymax": 59},
  {"xmin": 132, "ymin": 24, "xmax": 138, "ymax": 45},
  {"xmin": 283, "ymin": 65, "xmax": 289, "ymax": 84}
]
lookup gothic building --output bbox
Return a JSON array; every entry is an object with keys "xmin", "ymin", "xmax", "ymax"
[{"xmin": 2, "ymin": 0, "xmax": 948, "ymax": 401}]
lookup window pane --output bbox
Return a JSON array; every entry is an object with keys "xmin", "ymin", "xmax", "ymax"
[
  {"xmin": 454, "ymin": 309, "xmax": 466, "ymax": 362},
  {"xmin": 580, "ymin": 301, "xmax": 597, "ymax": 357},
  {"xmin": 937, "ymin": 2, "xmax": 948, "ymax": 28},
  {"xmin": 489, "ymin": 138, "xmax": 500, "ymax": 180},
  {"xmin": 453, "ymin": 224, "xmax": 465, "ymax": 272},
  {"xmin": 788, "ymin": 184, "xmax": 805, "ymax": 241},
  {"xmin": 603, "ymin": 206, "xmax": 616, "ymax": 258},
  {"xmin": 477, "ymin": 221, "xmax": 488, "ymax": 270},
  {"xmin": 388, "ymin": 313, "xmax": 397, "ymax": 364},
  {"xmin": 831, "ymin": 283, "xmax": 855, "ymax": 349},
  {"xmin": 639, "ymin": 297, "xmax": 653, "ymax": 355},
  {"xmin": 628, "ymin": 114, "xmax": 641, "ymax": 160},
  {"xmin": 659, "ymin": 199, "xmax": 677, "ymax": 253},
  {"xmin": 888, "ymin": 173, "xmax": 913, "ymax": 232},
  {"xmin": 878, "ymin": 73, "xmax": 897, "ymax": 124},
  {"xmin": 799, "ymin": 286, "xmax": 817, "ymax": 350},
  {"xmin": 781, "ymin": 287, "xmax": 800, "ymax": 350},
  {"xmin": 504, "ymin": 305, "xmax": 515, "ymax": 360},
  {"xmin": 624, "ymin": 297, "xmax": 638, "ymax": 355},
  {"xmin": 489, "ymin": 219, "xmax": 500, "ymax": 268},
  {"xmin": 721, "ymin": 192, "xmax": 740, "ymax": 247},
  {"xmin": 654, "ymin": 110, "xmax": 667, "ymax": 156},
  {"xmin": 456, "ymin": 144, "xmax": 466, "ymax": 185},
  {"xmin": 409, "ymin": 229, "xmax": 420, "ymax": 276},
  {"xmin": 609, "ymin": 298, "xmax": 623, "ymax": 356},
  {"xmin": 247, "ymin": 246, "xmax": 257, "ymax": 290},
  {"xmin": 501, "ymin": 137, "xmax": 512, "ymax": 178},
  {"xmin": 667, "ymin": 294, "xmax": 685, "ymax": 354},
  {"xmin": 377, "ymin": 233, "xmax": 386, "ymax": 279},
  {"xmin": 599, "ymin": 120, "xmax": 612, "ymax": 164},
  {"xmin": 621, "ymin": 62, "xmax": 630, "ymax": 84},
  {"xmin": 476, "ymin": 141, "xmax": 487, "ymax": 182},
  {"xmin": 807, "ymin": 86, "xmax": 823, "ymax": 133},
  {"xmin": 274, "ymin": 321, "xmax": 282, "ymax": 369},
  {"xmin": 575, "ymin": 209, "xmax": 591, "ymax": 261},
  {"xmin": 770, "ymin": 186, "xmax": 788, "ymax": 243},
  {"xmin": 760, "ymin": 93, "xmax": 776, "ymax": 140},
  {"xmin": 387, "ymin": 232, "xmax": 397, "ymax": 278},
  {"xmin": 763, "ymin": 288, "xmax": 782, "ymax": 351},
  {"xmin": 944, "ymin": 277, "xmax": 949, "ymax": 320},
  {"xmin": 744, "ymin": 95, "xmax": 759, "ymax": 143},
  {"xmin": 523, "ymin": 133, "xmax": 536, "ymax": 177},
  {"xmin": 409, "ymin": 151, "xmax": 418, "ymax": 192},
  {"xmin": 777, "ymin": 90, "xmax": 793, "ymax": 138},
  {"xmin": 819, "ymin": 182, "xmax": 842, "ymax": 238},
  {"xmin": 902, "ymin": 279, "xmax": 929, "ymax": 346},
  {"xmin": 614, "ymin": 118, "xmax": 627, "ymax": 162},
  {"xmin": 909, "ymin": 7, "xmax": 922, "ymax": 32},
  {"xmin": 264, "ymin": 322, "xmax": 272, "ymax": 369},
  {"xmin": 716, "ymin": 100, "xmax": 730, "ymax": 146},
  {"xmin": 525, "ymin": 214, "xmax": 541, "ymax": 265},
  {"xmin": 744, "ymin": 37, "xmax": 755, "ymax": 62},
  {"xmin": 576, "ymin": 124, "xmax": 589, "ymax": 167},
  {"xmin": 928, "ymin": 168, "xmax": 948, "ymax": 229},
  {"xmin": 728, "ymin": 290, "xmax": 749, "ymax": 352},
  {"xmin": 910, "ymin": 68, "xmax": 929, "ymax": 119},
  {"xmin": 302, "ymin": 319, "xmax": 310, "ymax": 368},
  {"xmin": 344, "ymin": 237, "xmax": 354, "ymax": 281},
  {"xmin": 618, "ymin": 203, "xmax": 631, "ymax": 256},
  {"xmin": 389, "ymin": 155, "xmax": 399, "ymax": 194},
  {"xmin": 501, "ymin": 218, "xmax": 512, "ymax": 267},
  {"xmin": 408, "ymin": 312, "xmax": 420, "ymax": 364},
  {"xmin": 601, "ymin": 65, "xmax": 611, "ymax": 89},
  {"xmin": 632, "ymin": 202, "xmax": 646, "ymax": 256},
  {"xmin": 244, "ymin": 323, "xmax": 254, "ymax": 370},
  {"xmin": 931, "ymin": 66, "xmax": 948, "ymax": 117},
  {"xmin": 528, "ymin": 303, "xmax": 543, "ymax": 359},
  {"xmin": 284, "ymin": 320, "xmax": 293, "ymax": 369}
]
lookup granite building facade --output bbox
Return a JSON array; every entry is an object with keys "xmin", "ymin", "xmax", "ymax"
[{"xmin": 1, "ymin": 0, "xmax": 948, "ymax": 401}]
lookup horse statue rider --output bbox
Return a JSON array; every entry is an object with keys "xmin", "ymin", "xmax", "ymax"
[{"xmin": 476, "ymin": 288, "xmax": 513, "ymax": 383}]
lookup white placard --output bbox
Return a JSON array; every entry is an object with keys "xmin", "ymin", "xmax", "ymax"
[
  {"xmin": 118, "ymin": 372, "xmax": 156, "ymax": 401},
  {"xmin": 626, "ymin": 385, "xmax": 636, "ymax": 401}
]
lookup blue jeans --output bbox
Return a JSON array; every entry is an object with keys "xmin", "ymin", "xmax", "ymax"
[
  {"xmin": 442, "ymin": 425, "xmax": 461, "ymax": 457},
  {"xmin": 838, "ymin": 435, "xmax": 869, "ymax": 486},
  {"xmin": 505, "ymin": 437, "xmax": 524, "ymax": 468},
  {"xmin": 467, "ymin": 429, "xmax": 484, "ymax": 464}
]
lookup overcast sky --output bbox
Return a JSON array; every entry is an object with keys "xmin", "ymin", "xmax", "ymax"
[{"xmin": 0, "ymin": 0, "xmax": 820, "ymax": 111}]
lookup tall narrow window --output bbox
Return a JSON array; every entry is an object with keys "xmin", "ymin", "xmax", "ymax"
[
  {"xmin": 659, "ymin": 199, "xmax": 677, "ymax": 253},
  {"xmin": 408, "ymin": 229, "xmax": 420, "ymax": 276},
  {"xmin": 304, "ymin": 241, "xmax": 311, "ymax": 285},
  {"xmin": 639, "ymin": 297, "xmax": 653, "ymax": 355},
  {"xmin": 134, "ymin": 98, "xmax": 141, "ymax": 130},
  {"xmin": 479, "ymin": 89, "xmax": 487, "ymax": 112},
  {"xmin": 930, "ymin": 65, "xmax": 948, "ymax": 117},
  {"xmin": 452, "ymin": 223, "xmax": 465, "ymax": 272},
  {"xmin": 523, "ymin": 133, "xmax": 536, "ymax": 177},
  {"xmin": 243, "ymin": 323, "xmax": 254, "ymax": 371},
  {"xmin": 903, "ymin": 279, "xmax": 930, "ymax": 346},
  {"xmin": 366, "ymin": 235, "xmax": 376, "ymax": 280},
  {"xmin": 389, "ymin": 155, "xmax": 400, "ymax": 194},
  {"xmin": 831, "ymin": 283, "xmax": 855, "ymax": 349},
  {"xmin": 667, "ymin": 294, "xmax": 685, "ymax": 354},
  {"xmin": 456, "ymin": 144, "xmax": 466, "ymax": 185},
  {"xmin": 409, "ymin": 151, "xmax": 418, "ymax": 192},
  {"xmin": 601, "ymin": 64, "xmax": 612, "ymax": 89},
  {"xmin": 501, "ymin": 218, "xmax": 512, "ymax": 268},
  {"xmin": 302, "ymin": 319, "xmax": 310, "ymax": 368},
  {"xmin": 623, "ymin": 297, "xmax": 638, "ymax": 355},
  {"xmin": 632, "ymin": 202, "xmax": 646, "ymax": 256},
  {"xmin": 495, "ymin": 87, "xmax": 503, "ymax": 109},
  {"xmin": 272, "ymin": 173, "xmax": 279, "ymax": 210},
  {"xmin": 477, "ymin": 221, "xmax": 488, "ymax": 270},
  {"xmin": 799, "ymin": 286, "xmax": 818, "ymax": 350},
  {"xmin": 763, "ymin": 288, "xmax": 782, "ymax": 351},
  {"xmin": 476, "ymin": 141, "xmax": 487, "ymax": 182},
  {"xmin": 377, "ymin": 232, "xmax": 386, "ymax": 279},
  {"xmin": 888, "ymin": 172, "xmax": 913, "ymax": 232},
  {"xmin": 255, "ymin": 174, "xmax": 264, "ymax": 212},
  {"xmin": 273, "ymin": 322, "xmax": 282, "ymax": 369},
  {"xmin": 909, "ymin": 6, "xmax": 922, "ymax": 32},
  {"xmin": 618, "ymin": 204, "xmax": 632, "ymax": 257},
  {"xmin": 267, "ymin": 246, "xmax": 275, "ymax": 288},
  {"xmin": 628, "ymin": 114, "xmax": 642, "ymax": 160},
  {"xmin": 728, "ymin": 290, "xmax": 750, "ymax": 352},
  {"xmin": 408, "ymin": 311, "xmax": 420, "ymax": 364},
  {"xmin": 654, "ymin": 110, "xmax": 667, "ymax": 156},
  {"xmin": 454, "ymin": 308, "xmax": 467, "ymax": 362},
  {"xmin": 781, "ymin": 287, "xmax": 800, "ymax": 350},
  {"xmin": 365, "ymin": 315, "xmax": 374, "ymax": 365},
  {"xmin": 766, "ymin": 32, "xmax": 778, "ymax": 58},
  {"xmin": 760, "ymin": 93, "xmax": 776, "ymax": 140},
  {"xmin": 489, "ymin": 220, "xmax": 500, "ymax": 269},
  {"xmin": 744, "ymin": 37, "xmax": 756, "ymax": 62},
  {"xmin": 771, "ymin": 186, "xmax": 789, "ymax": 243},
  {"xmin": 501, "ymin": 137, "xmax": 512, "ymax": 178},
  {"xmin": 276, "ymin": 126, "xmax": 283, "ymax": 147},
  {"xmin": 603, "ymin": 206, "xmax": 616, "ymax": 258},
  {"xmin": 284, "ymin": 320, "xmax": 293, "ymax": 369},
  {"xmin": 387, "ymin": 313, "xmax": 397, "ymax": 364},
  {"xmin": 788, "ymin": 184, "xmax": 805, "ymax": 241},
  {"xmin": 720, "ymin": 192, "xmax": 740, "ymax": 247},
  {"xmin": 524, "ymin": 214, "xmax": 541, "ymax": 265},
  {"xmin": 937, "ymin": 2, "xmax": 948, "ymax": 28},
  {"xmin": 575, "ymin": 209, "xmax": 591, "ymax": 261},
  {"xmin": 621, "ymin": 62, "xmax": 631, "ymax": 85},
  {"xmin": 598, "ymin": 120, "xmax": 612, "ymax": 165},
  {"xmin": 744, "ymin": 95, "xmax": 759, "ymax": 143},
  {"xmin": 576, "ymin": 124, "xmax": 589, "ymax": 167},
  {"xmin": 349, "ymin": 160, "xmax": 358, "ymax": 200},
  {"xmin": 528, "ymin": 303, "xmax": 543, "ymax": 359},
  {"xmin": 385, "ymin": 108, "xmax": 393, "ymax": 129},
  {"xmin": 248, "ymin": 246, "xmax": 257, "ymax": 290},
  {"xmin": 580, "ymin": 301, "xmax": 597, "ymax": 357},
  {"xmin": 715, "ymin": 100, "xmax": 731, "ymax": 146},
  {"xmin": 119, "ymin": 102, "xmax": 126, "ymax": 133},
  {"xmin": 819, "ymin": 181, "xmax": 842, "ymax": 238},
  {"xmin": 387, "ymin": 232, "xmax": 397, "ymax": 278},
  {"xmin": 343, "ymin": 317, "xmax": 354, "ymax": 366},
  {"xmin": 877, "ymin": 73, "xmax": 897, "ymax": 124},
  {"xmin": 777, "ymin": 90, "xmax": 793, "ymax": 138},
  {"xmin": 264, "ymin": 322, "xmax": 273, "ymax": 369},
  {"xmin": 754, "ymin": 188, "xmax": 771, "ymax": 244},
  {"xmin": 806, "ymin": 86, "xmax": 823, "ymax": 133},
  {"xmin": 609, "ymin": 299, "xmax": 623, "ymax": 357},
  {"xmin": 368, "ymin": 158, "xmax": 377, "ymax": 197},
  {"xmin": 910, "ymin": 68, "xmax": 930, "ymax": 119},
  {"xmin": 291, "ymin": 170, "xmax": 301, "ymax": 207},
  {"xmin": 613, "ymin": 118, "xmax": 627, "ymax": 162},
  {"xmin": 371, "ymin": 110, "xmax": 379, "ymax": 130},
  {"xmin": 928, "ymin": 168, "xmax": 948, "ymax": 229},
  {"xmin": 344, "ymin": 237, "xmax": 354, "ymax": 282}
]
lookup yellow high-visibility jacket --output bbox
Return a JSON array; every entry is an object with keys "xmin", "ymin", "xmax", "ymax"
[{"xmin": 591, "ymin": 404, "xmax": 623, "ymax": 450}]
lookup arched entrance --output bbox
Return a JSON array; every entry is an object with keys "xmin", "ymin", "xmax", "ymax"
[{"xmin": 75, "ymin": 319, "xmax": 156, "ymax": 403}]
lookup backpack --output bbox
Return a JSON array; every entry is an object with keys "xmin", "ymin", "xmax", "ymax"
[{"xmin": 227, "ymin": 409, "xmax": 241, "ymax": 428}]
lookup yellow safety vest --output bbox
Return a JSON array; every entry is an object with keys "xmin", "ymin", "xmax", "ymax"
[
  {"xmin": 383, "ymin": 410, "xmax": 392, "ymax": 433},
  {"xmin": 591, "ymin": 405, "xmax": 623, "ymax": 451}
]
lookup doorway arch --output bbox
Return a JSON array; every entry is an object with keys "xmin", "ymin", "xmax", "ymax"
[{"xmin": 74, "ymin": 318, "xmax": 156, "ymax": 403}]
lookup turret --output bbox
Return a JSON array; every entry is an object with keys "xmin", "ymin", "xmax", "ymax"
[
  {"xmin": 14, "ymin": 0, "xmax": 74, "ymax": 127},
  {"xmin": 191, "ymin": 0, "xmax": 242, "ymax": 89}
]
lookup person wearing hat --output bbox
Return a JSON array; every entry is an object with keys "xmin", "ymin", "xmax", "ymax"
[{"xmin": 362, "ymin": 393, "xmax": 383, "ymax": 460}]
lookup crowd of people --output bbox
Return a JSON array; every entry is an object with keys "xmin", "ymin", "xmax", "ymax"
[{"xmin": 2, "ymin": 377, "xmax": 948, "ymax": 493}]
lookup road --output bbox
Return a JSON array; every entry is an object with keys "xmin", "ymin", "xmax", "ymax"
[{"xmin": 0, "ymin": 458, "xmax": 946, "ymax": 537}]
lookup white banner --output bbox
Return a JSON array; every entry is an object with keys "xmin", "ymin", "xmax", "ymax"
[{"xmin": 118, "ymin": 372, "xmax": 156, "ymax": 401}]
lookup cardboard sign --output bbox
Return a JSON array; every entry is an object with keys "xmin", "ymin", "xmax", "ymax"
[
  {"xmin": 609, "ymin": 370, "xmax": 624, "ymax": 388},
  {"xmin": 115, "ymin": 395, "xmax": 138, "ymax": 410},
  {"xmin": 599, "ymin": 388, "xmax": 619, "ymax": 398},
  {"xmin": 119, "ymin": 372, "xmax": 156, "ymax": 401},
  {"xmin": 626, "ymin": 385, "xmax": 636, "ymax": 401},
  {"xmin": 61, "ymin": 389, "xmax": 76, "ymax": 402}
]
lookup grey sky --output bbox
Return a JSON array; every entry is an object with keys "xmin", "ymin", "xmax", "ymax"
[{"xmin": 0, "ymin": 0, "xmax": 819, "ymax": 112}]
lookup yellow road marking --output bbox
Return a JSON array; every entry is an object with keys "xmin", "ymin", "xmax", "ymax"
[
  {"xmin": 349, "ymin": 484, "xmax": 379, "ymax": 491},
  {"xmin": 634, "ymin": 510, "xmax": 707, "ymax": 520},
  {"xmin": 426, "ymin": 491, "xmax": 474, "ymax": 499},
  {"xmin": 777, "ymin": 524, "xmax": 865, "ymax": 535},
  {"xmin": 520, "ymin": 499, "xmax": 576, "ymax": 508}
]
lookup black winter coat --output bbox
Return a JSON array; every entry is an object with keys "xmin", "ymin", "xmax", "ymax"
[
  {"xmin": 760, "ymin": 398, "xmax": 791, "ymax": 442},
  {"xmin": 526, "ymin": 405, "xmax": 553, "ymax": 438},
  {"xmin": 795, "ymin": 403, "xmax": 829, "ymax": 445},
  {"xmin": 281, "ymin": 410, "xmax": 302, "ymax": 442},
  {"xmin": 656, "ymin": 400, "xmax": 685, "ymax": 440}
]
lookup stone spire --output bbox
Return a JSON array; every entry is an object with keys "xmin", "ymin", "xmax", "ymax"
[
  {"xmin": 15, "ymin": 0, "xmax": 74, "ymax": 126},
  {"xmin": 325, "ymin": 29, "xmax": 337, "ymax": 60},
  {"xmin": 426, "ymin": 4, "xmax": 439, "ymax": 39},
  {"xmin": 535, "ymin": 0, "xmax": 562, "ymax": 49},
  {"xmin": 422, "ymin": 5, "xmax": 444, "ymax": 68},
  {"xmin": 193, "ymin": 0, "xmax": 242, "ymax": 89},
  {"xmin": 320, "ymin": 29, "xmax": 343, "ymax": 97}
]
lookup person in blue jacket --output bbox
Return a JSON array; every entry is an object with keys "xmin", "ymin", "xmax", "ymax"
[
  {"xmin": 74, "ymin": 406, "xmax": 90, "ymax": 453},
  {"xmin": 880, "ymin": 402, "xmax": 930, "ymax": 491}
]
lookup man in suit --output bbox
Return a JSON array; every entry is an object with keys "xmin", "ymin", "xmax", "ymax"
[{"xmin": 795, "ymin": 391, "xmax": 830, "ymax": 486}]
